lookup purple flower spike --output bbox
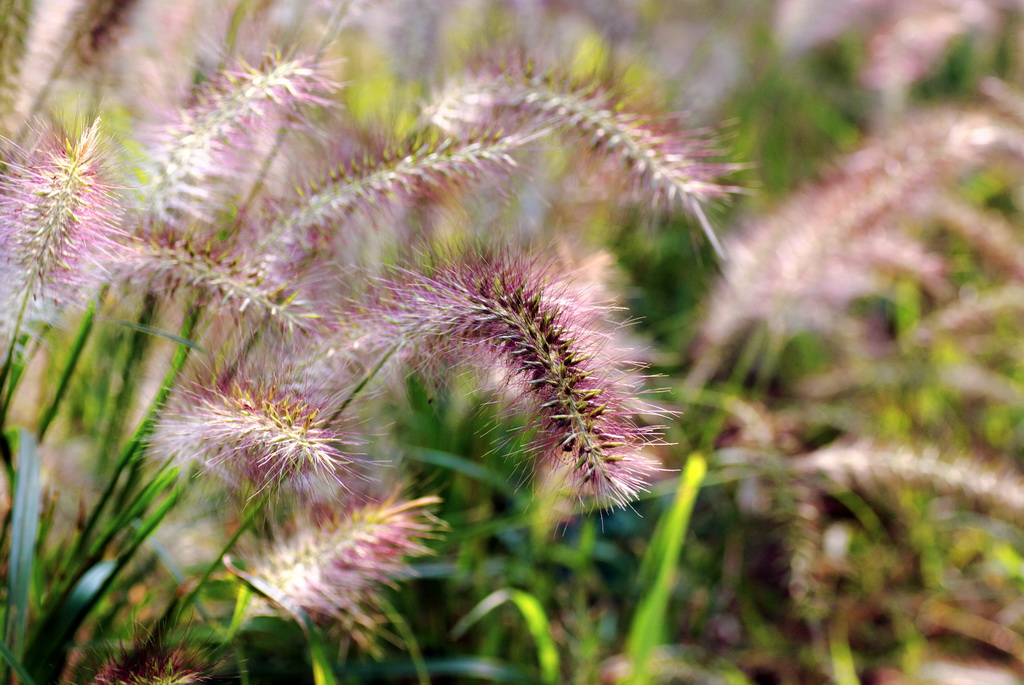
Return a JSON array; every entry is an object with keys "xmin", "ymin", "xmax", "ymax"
[
  {"xmin": 152, "ymin": 363, "xmax": 361, "ymax": 496},
  {"xmin": 112, "ymin": 229, "xmax": 321, "ymax": 334},
  {"xmin": 254, "ymin": 495, "xmax": 441, "ymax": 642},
  {"xmin": 376, "ymin": 252, "xmax": 662, "ymax": 508}
]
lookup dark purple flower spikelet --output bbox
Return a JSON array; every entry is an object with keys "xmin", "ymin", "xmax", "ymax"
[
  {"xmin": 112, "ymin": 228, "xmax": 320, "ymax": 334},
  {"xmin": 376, "ymin": 252, "xmax": 661, "ymax": 508},
  {"xmin": 151, "ymin": 359, "xmax": 362, "ymax": 497},
  {"xmin": 88, "ymin": 640, "xmax": 211, "ymax": 684},
  {"xmin": 1, "ymin": 118, "xmax": 124, "ymax": 303},
  {"xmin": 254, "ymin": 495, "xmax": 441, "ymax": 642}
]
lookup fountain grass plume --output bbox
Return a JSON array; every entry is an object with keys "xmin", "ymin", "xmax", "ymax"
[
  {"xmin": 370, "ymin": 250, "xmax": 662, "ymax": 508},
  {"xmin": 111, "ymin": 228, "xmax": 321, "ymax": 334},
  {"xmin": 268, "ymin": 129, "xmax": 525, "ymax": 251},
  {"xmin": 151, "ymin": 356, "xmax": 363, "ymax": 497},
  {"xmin": 692, "ymin": 107, "xmax": 1017, "ymax": 385},
  {"xmin": 2, "ymin": 118, "xmax": 124, "ymax": 303},
  {"xmin": 426, "ymin": 59, "xmax": 742, "ymax": 256},
  {"xmin": 253, "ymin": 495, "xmax": 441, "ymax": 644},
  {"xmin": 144, "ymin": 51, "xmax": 334, "ymax": 226},
  {"xmin": 87, "ymin": 639, "xmax": 211, "ymax": 685}
]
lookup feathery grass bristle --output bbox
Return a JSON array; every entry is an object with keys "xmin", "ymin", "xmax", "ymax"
[
  {"xmin": 112, "ymin": 229, "xmax": 320, "ymax": 333},
  {"xmin": 88, "ymin": 639, "xmax": 211, "ymax": 684},
  {"xmin": 270, "ymin": 130, "xmax": 524, "ymax": 249},
  {"xmin": 427, "ymin": 61, "xmax": 742, "ymax": 254},
  {"xmin": 144, "ymin": 51, "xmax": 334, "ymax": 225}
]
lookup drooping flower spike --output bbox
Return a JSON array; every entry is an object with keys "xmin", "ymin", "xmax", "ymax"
[
  {"xmin": 109, "ymin": 228, "xmax": 322, "ymax": 335},
  {"xmin": 370, "ymin": 250, "xmax": 662, "ymax": 508},
  {"xmin": 426, "ymin": 60, "xmax": 743, "ymax": 256},
  {"xmin": 267, "ymin": 130, "xmax": 524, "ymax": 251},
  {"xmin": 144, "ymin": 51, "xmax": 335, "ymax": 226}
]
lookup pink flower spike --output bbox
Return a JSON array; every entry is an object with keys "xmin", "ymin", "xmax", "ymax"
[
  {"xmin": 144, "ymin": 51, "xmax": 336, "ymax": 225},
  {"xmin": 253, "ymin": 495, "xmax": 442, "ymax": 642},
  {"xmin": 1, "ymin": 118, "xmax": 124, "ymax": 305},
  {"xmin": 151, "ymin": 362, "xmax": 362, "ymax": 497}
]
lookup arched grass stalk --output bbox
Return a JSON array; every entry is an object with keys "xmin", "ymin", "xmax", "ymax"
[{"xmin": 266, "ymin": 132, "xmax": 524, "ymax": 250}]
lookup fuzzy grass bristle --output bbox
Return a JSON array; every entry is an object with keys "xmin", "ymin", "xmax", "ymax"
[
  {"xmin": 267, "ymin": 130, "xmax": 524, "ymax": 249},
  {"xmin": 88, "ymin": 640, "xmax": 211, "ymax": 684},
  {"xmin": 144, "ymin": 51, "xmax": 334, "ymax": 225},
  {"xmin": 1, "ymin": 117, "xmax": 124, "ymax": 304},
  {"xmin": 112, "ymin": 229, "xmax": 320, "ymax": 334}
]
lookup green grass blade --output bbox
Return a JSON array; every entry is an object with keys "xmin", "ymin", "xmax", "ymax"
[
  {"xmin": 829, "ymin": 620, "xmax": 861, "ymax": 685},
  {"xmin": 379, "ymin": 597, "xmax": 429, "ymax": 685},
  {"xmin": 337, "ymin": 657, "xmax": 538, "ymax": 683},
  {"xmin": 407, "ymin": 447, "xmax": 516, "ymax": 495},
  {"xmin": 24, "ymin": 559, "xmax": 116, "ymax": 680},
  {"xmin": 224, "ymin": 558, "xmax": 337, "ymax": 685},
  {"xmin": 626, "ymin": 453, "xmax": 707, "ymax": 685},
  {"xmin": 451, "ymin": 589, "xmax": 559, "ymax": 685},
  {"xmin": 25, "ymin": 481, "xmax": 179, "ymax": 683},
  {"xmin": 0, "ymin": 638, "xmax": 36, "ymax": 685},
  {"xmin": 95, "ymin": 317, "xmax": 205, "ymax": 351},
  {"xmin": 5, "ymin": 429, "xmax": 40, "ymax": 659},
  {"xmin": 38, "ymin": 299, "xmax": 99, "ymax": 440},
  {"xmin": 308, "ymin": 633, "xmax": 339, "ymax": 685}
]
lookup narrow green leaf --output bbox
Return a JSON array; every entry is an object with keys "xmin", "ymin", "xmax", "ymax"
[
  {"xmin": 626, "ymin": 453, "xmax": 707, "ymax": 685},
  {"xmin": 451, "ymin": 589, "xmax": 559, "ymax": 685},
  {"xmin": 225, "ymin": 558, "xmax": 338, "ymax": 685},
  {"xmin": 308, "ymin": 634, "xmax": 339, "ymax": 685},
  {"xmin": 507, "ymin": 591, "xmax": 559, "ymax": 685},
  {"xmin": 95, "ymin": 317, "xmax": 205, "ymax": 351},
  {"xmin": 407, "ymin": 448, "xmax": 515, "ymax": 495},
  {"xmin": 829, "ymin": 621, "xmax": 860, "ymax": 685},
  {"xmin": 5, "ymin": 428, "xmax": 40, "ymax": 658},
  {"xmin": 380, "ymin": 597, "xmax": 429, "ymax": 685},
  {"xmin": 24, "ymin": 559, "xmax": 116, "ymax": 679},
  {"xmin": 26, "ymin": 483, "xmax": 179, "ymax": 683},
  {"xmin": 336, "ymin": 657, "xmax": 537, "ymax": 683},
  {"xmin": 0, "ymin": 638, "xmax": 36, "ymax": 685},
  {"xmin": 38, "ymin": 300, "xmax": 98, "ymax": 439}
]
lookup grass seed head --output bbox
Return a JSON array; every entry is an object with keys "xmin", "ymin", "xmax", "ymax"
[{"xmin": 372, "ymin": 250, "xmax": 662, "ymax": 507}]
